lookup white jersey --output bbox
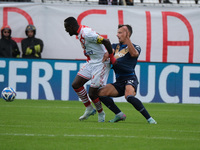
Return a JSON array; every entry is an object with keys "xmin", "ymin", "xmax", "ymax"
[{"xmin": 77, "ymin": 25, "xmax": 107, "ymax": 64}]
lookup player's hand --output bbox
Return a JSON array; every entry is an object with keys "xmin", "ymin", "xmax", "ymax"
[
  {"xmin": 122, "ymin": 26, "xmax": 130, "ymax": 38},
  {"xmin": 102, "ymin": 52, "xmax": 109, "ymax": 62},
  {"xmin": 109, "ymin": 53, "xmax": 117, "ymax": 65}
]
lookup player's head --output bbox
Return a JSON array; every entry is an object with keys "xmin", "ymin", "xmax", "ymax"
[
  {"xmin": 1, "ymin": 25, "xmax": 12, "ymax": 39},
  {"xmin": 117, "ymin": 24, "xmax": 133, "ymax": 44},
  {"xmin": 64, "ymin": 17, "xmax": 79, "ymax": 36},
  {"xmin": 25, "ymin": 24, "xmax": 36, "ymax": 38},
  {"xmin": 118, "ymin": 24, "xmax": 132, "ymax": 37}
]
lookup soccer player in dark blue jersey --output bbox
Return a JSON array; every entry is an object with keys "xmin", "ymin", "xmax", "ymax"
[{"xmin": 99, "ymin": 24, "xmax": 157, "ymax": 124}]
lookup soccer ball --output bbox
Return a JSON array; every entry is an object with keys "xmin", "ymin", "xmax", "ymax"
[{"xmin": 1, "ymin": 87, "xmax": 16, "ymax": 102}]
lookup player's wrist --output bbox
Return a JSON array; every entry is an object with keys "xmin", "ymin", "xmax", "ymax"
[{"xmin": 109, "ymin": 53, "xmax": 116, "ymax": 65}]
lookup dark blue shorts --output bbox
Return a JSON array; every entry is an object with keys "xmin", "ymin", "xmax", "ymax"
[{"xmin": 111, "ymin": 75, "xmax": 139, "ymax": 97}]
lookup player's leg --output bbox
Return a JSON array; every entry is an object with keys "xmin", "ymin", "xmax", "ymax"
[
  {"xmin": 72, "ymin": 64, "xmax": 96, "ymax": 121},
  {"xmin": 99, "ymin": 84, "xmax": 121, "ymax": 114},
  {"xmin": 88, "ymin": 87, "xmax": 105, "ymax": 122},
  {"xmin": 98, "ymin": 84, "xmax": 126, "ymax": 123},
  {"xmin": 125, "ymin": 84, "xmax": 157, "ymax": 124},
  {"xmin": 88, "ymin": 62, "xmax": 110, "ymax": 122},
  {"xmin": 98, "ymin": 83, "xmax": 119, "ymax": 97}
]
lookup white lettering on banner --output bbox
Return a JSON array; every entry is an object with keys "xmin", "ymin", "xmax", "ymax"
[
  {"xmin": 1, "ymin": 59, "xmax": 199, "ymax": 103},
  {"xmin": 159, "ymin": 65, "xmax": 180, "ymax": 103},
  {"xmin": 136, "ymin": 65, "xmax": 156, "ymax": 103},
  {"xmin": 112, "ymin": 64, "xmax": 200, "ymax": 104},
  {"xmin": 55, "ymin": 63, "xmax": 77, "ymax": 101},
  {"xmin": 9, "ymin": 61, "xmax": 28, "ymax": 99},
  {"xmin": 182, "ymin": 66, "xmax": 200, "ymax": 104},
  {"xmin": 0, "ymin": 61, "xmax": 6, "ymax": 83},
  {"xmin": 31, "ymin": 62, "xmax": 54, "ymax": 100}
]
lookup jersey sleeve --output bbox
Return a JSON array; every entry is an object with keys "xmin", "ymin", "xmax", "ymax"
[
  {"xmin": 84, "ymin": 29, "xmax": 103, "ymax": 44},
  {"xmin": 134, "ymin": 44, "xmax": 141, "ymax": 54},
  {"xmin": 96, "ymin": 35, "xmax": 104, "ymax": 44}
]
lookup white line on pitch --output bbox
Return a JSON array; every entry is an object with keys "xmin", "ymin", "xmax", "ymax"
[
  {"xmin": 0, "ymin": 124, "xmax": 199, "ymax": 133},
  {"xmin": 0, "ymin": 133, "xmax": 199, "ymax": 141}
]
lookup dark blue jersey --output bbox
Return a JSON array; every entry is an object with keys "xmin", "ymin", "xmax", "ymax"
[{"xmin": 112, "ymin": 43, "xmax": 141, "ymax": 78}]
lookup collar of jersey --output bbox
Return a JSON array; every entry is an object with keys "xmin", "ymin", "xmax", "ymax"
[
  {"xmin": 77, "ymin": 25, "xmax": 82, "ymax": 34},
  {"xmin": 120, "ymin": 43, "xmax": 127, "ymax": 48}
]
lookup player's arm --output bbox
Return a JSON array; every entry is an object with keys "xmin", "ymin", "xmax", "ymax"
[
  {"xmin": 126, "ymin": 38, "xmax": 139, "ymax": 57},
  {"xmin": 97, "ymin": 35, "xmax": 116, "ymax": 64},
  {"xmin": 122, "ymin": 26, "xmax": 139, "ymax": 57}
]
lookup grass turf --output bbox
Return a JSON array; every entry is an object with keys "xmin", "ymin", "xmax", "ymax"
[{"xmin": 0, "ymin": 99, "xmax": 200, "ymax": 150}]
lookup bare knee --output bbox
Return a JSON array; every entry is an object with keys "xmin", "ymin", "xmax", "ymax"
[
  {"xmin": 125, "ymin": 85, "xmax": 136, "ymax": 99},
  {"xmin": 72, "ymin": 75, "xmax": 88, "ymax": 89},
  {"xmin": 72, "ymin": 80, "xmax": 79, "ymax": 89},
  {"xmin": 125, "ymin": 92, "xmax": 136, "ymax": 99}
]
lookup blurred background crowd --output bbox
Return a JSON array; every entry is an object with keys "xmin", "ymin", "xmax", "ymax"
[{"xmin": 0, "ymin": 0, "xmax": 199, "ymax": 5}]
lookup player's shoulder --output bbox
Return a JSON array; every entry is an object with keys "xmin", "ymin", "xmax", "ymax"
[
  {"xmin": 82, "ymin": 26, "xmax": 98, "ymax": 40},
  {"xmin": 112, "ymin": 43, "xmax": 119, "ymax": 49},
  {"xmin": 81, "ymin": 25, "xmax": 93, "ymax": 34}
]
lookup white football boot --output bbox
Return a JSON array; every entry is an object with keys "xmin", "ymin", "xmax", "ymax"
[
  {"xmin": 79, "ymin": 107, "xmax": 96, "ymax": 121},
  {"xmin": 147, "ymin": 117, "xmax": 157, "ymax": 124}
]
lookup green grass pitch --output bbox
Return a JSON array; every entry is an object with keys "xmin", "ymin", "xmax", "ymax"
[{"xmin": 0, "ymin": 99, "xmax": 200, "ymax": 150}]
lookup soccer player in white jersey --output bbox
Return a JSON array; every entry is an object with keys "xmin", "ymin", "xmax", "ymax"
[{"xmin": 64, "ymin": 17, "xmax": 116, "ymax": 122}]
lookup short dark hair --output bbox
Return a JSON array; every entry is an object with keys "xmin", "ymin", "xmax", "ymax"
[
  {"xmin": 64, "ymin": 17, "xmax": 79, "ymax": 26},
  {"xmin": 118, "ymin": 24, "xmax": 133, "ymax": 37}
]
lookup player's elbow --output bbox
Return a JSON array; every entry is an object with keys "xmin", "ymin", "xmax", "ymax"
[{"xmin": 130, "ymin": 52, "xmax": 139, "ymax": 58}]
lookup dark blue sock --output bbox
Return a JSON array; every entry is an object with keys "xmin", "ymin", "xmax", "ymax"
[
  {"xmin": 126, "ymin": 95, "xmax": 151, "ymax": 119},
  {"xmin": 99, "ymin": 96, "xmax": 121, "ymax": 114}
]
